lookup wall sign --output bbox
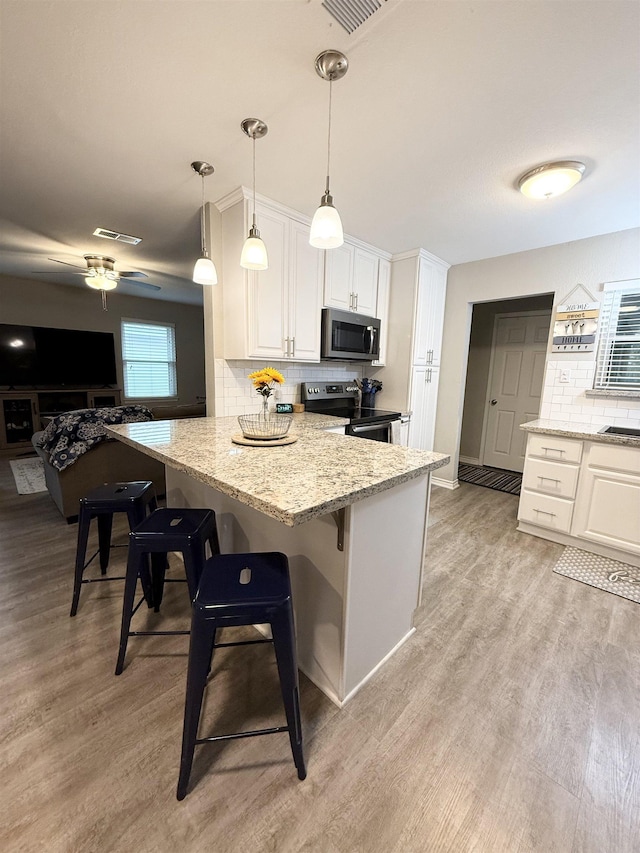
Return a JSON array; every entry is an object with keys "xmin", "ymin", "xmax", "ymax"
[{"xmin": 552, "ymin": 302, "xmax": 599, "ymax": 352}]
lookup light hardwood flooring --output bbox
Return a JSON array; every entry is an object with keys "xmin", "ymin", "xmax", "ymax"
[{"xmin": 1, "ymin": 458, "xmax": 639, "ymax": 852}]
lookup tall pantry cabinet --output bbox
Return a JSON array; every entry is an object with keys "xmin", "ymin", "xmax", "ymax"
[{"xmin": 377, "ymin": 249, "xmax": 449, "ymax": 451}]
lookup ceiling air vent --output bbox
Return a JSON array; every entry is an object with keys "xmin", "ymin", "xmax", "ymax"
[
  {"xmin": 322, "ymin": 0, "xmax": 385, "ymax": 34},
  {"xmin": 93, "ymin": 227, "xmax": 142, "ymax": 245}
]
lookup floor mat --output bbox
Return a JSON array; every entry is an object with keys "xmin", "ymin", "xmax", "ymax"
[
  {"xmin": 9, "ymin": 457, "xmax": 47, "ymax": 494},
  {"xmin": 553, "ymin": 546, "xmax": 640, "ymax": 604},
  {"xmin": 458, "ymin": 463, "xmax": 521, "ymax": 495}
]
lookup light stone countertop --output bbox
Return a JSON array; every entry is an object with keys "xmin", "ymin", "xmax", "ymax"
[
  {"xmin": 521, "ymin": 418, "xmax": 640, "ymax": 446},
  {"xmin": 105, "ymin": 414, "xmax": 449, "ymax": 527}
]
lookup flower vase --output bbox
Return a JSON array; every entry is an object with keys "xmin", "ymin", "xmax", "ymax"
[
  {"xmin": 361, "ymin": 392, "xmax": 376, "ymax": 409},
  {"xmin": 261, "ymin": 396, "xmax": 270, "ymax": 420}
]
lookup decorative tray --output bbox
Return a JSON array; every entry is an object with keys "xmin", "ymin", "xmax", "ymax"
[{"xmin": 231, "ymin": 433, "xmax": 298, "ymax": 448}]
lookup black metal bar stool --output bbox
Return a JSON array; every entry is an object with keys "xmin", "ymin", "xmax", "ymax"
[
  {"xmin": 71, "ymin": 481, "xmax": 158, "ymax": 617},
  {"xmin": 176, "ymin": 551, "xmax": 306, "ymax": 801},
  {"xmin": 115, "ymin": 507, "xmax": 220, "ymax": 675}
]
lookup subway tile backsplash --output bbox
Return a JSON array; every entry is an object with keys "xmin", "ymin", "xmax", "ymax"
[
  {"xmin": 539, "ymin": 360, "xmax": 640, "ymax": 426},
  {"xmin": 214, "ymin": 359, "xmax": 365, "ymax": 416}
]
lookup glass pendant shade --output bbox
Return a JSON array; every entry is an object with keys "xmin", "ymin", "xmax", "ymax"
[
  {"xmin": 310, "ymin": 197, "xmax": 344, "ymax": 249},
  {"xmin": 518, "ymin": 161, "xmax": 586, "ymax": 199},
  {"xmin": 192, "ymin": 256, "xmax": 218, "ymax": 285},
  {"xmin": 85, "ymin": 273, "xmax": 118, "ymax": 291},
  {"xmin": 240, "ymin": 232, "xmax": 269, "ymax": 270}
]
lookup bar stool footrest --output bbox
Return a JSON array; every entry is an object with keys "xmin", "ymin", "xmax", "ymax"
[{"xmin": 196, "ymin": 725, "xmax": 289, "ymax": 744}]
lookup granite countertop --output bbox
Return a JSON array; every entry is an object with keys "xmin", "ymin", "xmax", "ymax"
[
  {"xmin": 105, "ymin": 414, "xmax": 449, "ymax": 527},
  {"xmin": 521, "ymin": 418, "xmax": 640, "ymax": 446}
]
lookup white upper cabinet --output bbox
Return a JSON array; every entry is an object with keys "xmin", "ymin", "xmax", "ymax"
[
  {"xmin": 218, "ymin": 190, "xmax": 323, "ymax": 362},
  {"xmin": 372, "ymin": 258, "xmax": 390, "ymax": 367},
  {"xmin": 323, "ymin": 240, "xmax": 388, "ymax": 317},
  {"xmin": 412, "ymin": 256, "xmax": 447, "ymax": 366}
]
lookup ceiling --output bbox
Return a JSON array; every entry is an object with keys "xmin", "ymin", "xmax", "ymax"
[{"xmin": 1, "ymin": 0, "xmax": 639, "ymax": 306}]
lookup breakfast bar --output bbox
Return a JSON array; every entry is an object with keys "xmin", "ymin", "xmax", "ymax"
[{"xmin": 107, "ymin": 415, "xmax": 449, "ymax": 706}]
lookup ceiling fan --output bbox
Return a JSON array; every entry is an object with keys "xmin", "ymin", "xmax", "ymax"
[{"xmin": 33, "ymin": 254, "xmax": 161, "ymax": 309}]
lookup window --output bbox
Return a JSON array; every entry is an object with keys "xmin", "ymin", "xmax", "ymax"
[
  {"xmin": 594, "ymin": 281, "xmax": 640, "ymax": 391},
  {"xmin": 121, "ymin": 320, "xmax": 177, "ymax": 399}
]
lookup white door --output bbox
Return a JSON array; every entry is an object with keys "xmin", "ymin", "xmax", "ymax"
[
  {"xmin": 323, "ymin": 242, "xmax": 354, "ymax": 311},
  {"xmin": 408, "ymin": 365, "xmax": 440, "ymax": 451},
  {"xmin": 288, "ymin": 219, "xmax": 323, "ymax": 361},
  {"xmin": 247, "ymin": 205, "xmax": 288, "ymax": 359},
  {"xmin": 352, "ymin": 248, "xmax": 378, "ymax": 315},
  {"xmin": 412, "ymin": 257, "xmax": 447, "ymax": 366},
  {"xmin": 482, "ymin": 312, "xmax": 551, "ymax": 472}
]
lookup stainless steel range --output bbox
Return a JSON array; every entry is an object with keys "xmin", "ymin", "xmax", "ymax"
[{"xmin": 301, "ymin": 380, "xmax": 401, "ymax": 443}]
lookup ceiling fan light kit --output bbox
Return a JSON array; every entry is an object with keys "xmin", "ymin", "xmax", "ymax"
[
  {"xmin": 309, "ymin": 49, "xmax": 348, "ymax": 250},
  {"xmin": 191, "ymin": 160, "xmax": 218, "ymax": 285},
  {"xmin": 240, "ymin": 118, "xmax": 269, "ymax": 271},
  {"xmin": 518, "ymin": 160, "xmax": 586, "ymax": 199}
]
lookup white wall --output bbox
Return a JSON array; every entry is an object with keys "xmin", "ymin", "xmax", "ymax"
[{"xmin": 434, "ymin": 228, "xmax": 640, "ymax": 486}]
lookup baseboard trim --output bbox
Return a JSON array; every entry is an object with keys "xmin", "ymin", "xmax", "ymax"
[
  {"xmin": 432, "ymin": 476, "xmax": 459, "ymax": 490},
  {"xmin": 459, "ymin": 455, "xmax": 481, "ymax": 466},
  {"xmin": 517, "ymin": 521, "xmax": 640, "ymax": 569}
]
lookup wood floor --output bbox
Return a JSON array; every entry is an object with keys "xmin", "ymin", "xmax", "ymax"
[{"xmin": 1, "ymin": 459, "xmax": 639, "ymax": 853}]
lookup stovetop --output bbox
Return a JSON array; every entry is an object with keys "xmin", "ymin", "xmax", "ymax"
[
  {"xmin": 300, "ymin": 381, "xmax": 400, "ymax": 425},
  {"xmin": 316, "ymin": 405, "xmax": 401, "ymax": 425}
]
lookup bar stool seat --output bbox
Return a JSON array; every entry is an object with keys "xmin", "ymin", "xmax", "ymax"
[
  {"xmin": 71, "ymin": 480, "xmax": 158, "ymax": 617},
  {"xmin": 176, "ymin": 551, "xmax": 306, "ymax": 801},
  {"xmin": 115, "ymin": 507, "xmax": 220, "ymax": 675}
]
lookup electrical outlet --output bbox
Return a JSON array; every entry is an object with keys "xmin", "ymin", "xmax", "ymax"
[{"xmin": 559, "ymin": 369, "xmax": 571, "ymax": 383}]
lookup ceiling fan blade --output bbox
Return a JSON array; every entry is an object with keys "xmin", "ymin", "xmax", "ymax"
[
  {"xmin": 118, "ymin": 270, "xmax": 148, "ymax": 279},
  {"xmin": 47, "ymin": 257, "xmax": 86, "ymax": 269},
  {"xmin": 127, "ymin": 280, "xmax": 161, "ymax": 291},
  {"xmin": 31, "ymin": 270, "xmax": 88, "ymax": 275}
]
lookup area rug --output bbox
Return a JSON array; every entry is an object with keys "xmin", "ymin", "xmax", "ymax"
[
  {"xmin": 553, "ymin": 546, "xmax": 640, "ymax": 604},
  {"xmin": 457, "ymin": 463, "xmax": 522, "ymax": 495},
  {"xmin": 9, "ymin": 457, "xmax": 47, "ymax": 494}
]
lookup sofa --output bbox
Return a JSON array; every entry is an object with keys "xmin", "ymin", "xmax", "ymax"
[{"xmin": 33, "ymin": 402, "xmax": 205, "ymax": 522}]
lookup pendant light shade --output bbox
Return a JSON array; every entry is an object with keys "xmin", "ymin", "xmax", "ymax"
[
  {"xmin": 191, "ymin": 161, "xmax": 218, "ymax": 285},
  {"xmin": 518, "ymin": 160, "xmax": 586, "ymax": 199},
  {"xmin": 310, "ymin": 49, "xmax": 348, "ymax": 250},
  {"xmin": 240, "ymin": 118, "xmax": 269, "ymax": 271}
]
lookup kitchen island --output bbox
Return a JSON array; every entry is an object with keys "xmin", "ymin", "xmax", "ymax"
[{"xmin": 107, "ymin": 414, "xmax": 449, "ymax": 706}]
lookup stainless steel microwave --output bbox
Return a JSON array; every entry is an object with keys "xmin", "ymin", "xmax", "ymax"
[{"xmin": 321, "ymin": 308, "xmax": 381, "ymax": 361}]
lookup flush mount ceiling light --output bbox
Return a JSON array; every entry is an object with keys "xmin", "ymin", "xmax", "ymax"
[
  {"xmin": 310, "ymin": 49, "xmax": 348, "ymax": 249},
  {"xmin": 191, "ymin": 161, "xmax": 218, "ymax": 285},
  {"xmin": 518, "ymin": 160, "xmax": 586, "ymax": 199},
  {"xmin": 240, "ymin": 118, "xmax": 269, "ymax": 271}
]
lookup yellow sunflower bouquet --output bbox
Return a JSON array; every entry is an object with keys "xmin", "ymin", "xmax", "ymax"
[{"xmin": 248, "ymin": 367, "xmax": 285, "ymax": 403}]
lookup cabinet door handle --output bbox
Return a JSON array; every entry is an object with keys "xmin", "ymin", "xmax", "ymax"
[
  {"xmin": 537, "ymin": 476, "xmax": 561, "ymax": 484},
  {"xmin": 425, "ymin": 369, "xmax": 432, "ymax": 383},
  {"xmin": 541, "ymin": 446, "xmax": 565, "ymax": 455},
  {"xmin": 291, "ymin": 337, "xmax": 295, "ymax": 358},
  {"xmin": 533, "ymin": 508, "xmax": 557, "ymax": 517},
  {"xmin": 284, "ymin": 338, "xmax": 290, "ymax": 357},
  {"xmin": 427, "ymin": 349, "xmax": 433, "ymax": 364}
]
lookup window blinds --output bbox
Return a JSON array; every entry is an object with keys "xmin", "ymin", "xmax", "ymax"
[
  {"xmin": 121, "ymin": 320, "xmax": 177, "ymax": 398},
  {"xmin": 594, "ymin": 288, "xmax": 640, "ymax": 390}
]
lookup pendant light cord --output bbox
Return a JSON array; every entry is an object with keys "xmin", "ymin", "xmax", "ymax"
[
  {"xmin": 252, "ymin": 135, "xmax": 258, "ymax": 227},
  {"xmin": 325, "ymin": 79, "xmax": 333, "ymax": 194},
  {"xmin": 200, "ymin": 174, "xmax": 207, "ymax": 257}
]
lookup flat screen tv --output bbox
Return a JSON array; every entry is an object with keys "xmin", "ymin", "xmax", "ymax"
[{"xmin": 0, "ymin": 324, "xmax": 118, "ymax": 387}]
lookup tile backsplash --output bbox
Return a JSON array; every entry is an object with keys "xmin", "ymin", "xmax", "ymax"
[
  {"xmin": 214, "ymin": 359, "xmax": 365, "ymax": 416},
  {"xmin": 539, "ymin": 360, "xmax": 640, "ymax": 426}
]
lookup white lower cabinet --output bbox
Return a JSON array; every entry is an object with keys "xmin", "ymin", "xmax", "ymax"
[
  {"xmin": 572, "ymin": 444, "xmax": 640, "ymax": 556},
  {"xmin": 519, "ymin": 433, "xmax": 640, "ymax": 562},
  {"xmin": 408, "ymin": 366, "xmax": 439, "ymax": 451}
]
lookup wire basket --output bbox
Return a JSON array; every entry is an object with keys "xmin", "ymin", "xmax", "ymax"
[{"xmin": 237, "ymin": 413, "xmax": 292, "ymax": 440}]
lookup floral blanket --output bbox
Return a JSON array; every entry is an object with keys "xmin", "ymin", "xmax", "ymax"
[{"xmin": 38, "ymin": 405, "xmax": 153, "ymax": 471}]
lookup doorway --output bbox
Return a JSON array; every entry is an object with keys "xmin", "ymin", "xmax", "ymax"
[{"xmin": 459, "ymin": 294, "xmax": 554, "ymax": 474}]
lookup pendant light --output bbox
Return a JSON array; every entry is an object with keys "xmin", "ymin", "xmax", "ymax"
[
  {"xmin": 310, "ymin": 49, "xmax": 348, "ymax": 249},
  {"xmin": 518, "ymin": 160, "xmax": 586, "ymax": 199},
  {"xmin": 240, "ymin": 118, "xmax": 269, "ymax": 270},
  {"xmin": 191, "ymin": 160, "xmax": 218, "ymax": 285}
]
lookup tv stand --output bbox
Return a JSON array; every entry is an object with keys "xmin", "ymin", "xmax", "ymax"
[{"xmin": 0, "ymin": 388, "xmax": 122, "ymax": 451}]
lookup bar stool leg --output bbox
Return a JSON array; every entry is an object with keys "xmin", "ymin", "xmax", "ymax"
[
  {"xmin": 70, "ymin": 505, "xmax": 92, "ymax": 617},
  {"xmin": 115, "ymin": 547, "xmax": 143, "ymax": 676},
  {"xmin": 183, "ymin": 541, "xmax": 206, "ymax": 602},
  {"xmin": 271, "ymin": 605, "xmax": 306, "ymax": 780},
  {"xmin": 127, "ymin": 505, "xmax": 154, "ymax": 608},
  {"xmin": 97, "ymin": 513, "xmax": 113, "ymax": 574},
  {"xmin": 177, "ymin": 616, "xmax": 217, "ymax": 801}
]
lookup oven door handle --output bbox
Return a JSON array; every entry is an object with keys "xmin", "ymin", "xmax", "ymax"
[{"xmin": 350, "ymin": 421, "xmax": 393, "ymax": 434}]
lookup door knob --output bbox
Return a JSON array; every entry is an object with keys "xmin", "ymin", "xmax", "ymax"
[{"xmin": 490, "ymin": 399, "xmax": 498, "ymax": 405}]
